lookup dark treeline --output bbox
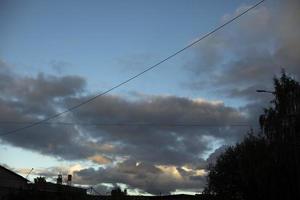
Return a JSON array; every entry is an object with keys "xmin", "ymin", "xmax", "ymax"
[{"xmin": 204, "ymin": 71, "xmax": 300, "ymax": 200}]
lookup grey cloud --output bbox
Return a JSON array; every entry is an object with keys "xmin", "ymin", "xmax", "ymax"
[
  {"xmin": 228, "ymin": 84, "xmax": 272, "ymax": 102},
  {"xmin": 64, "ymin": 94, "xmax": 248, "ymax": 166},
  {"xmin": 74, "ymin": 158, "xmax": 205, "ymax": 195},
  {"xmin": 0, "ymin": 61, "xmax": 86, "ymax": 117},
  {"xmin": 0, "ymin": 61, "xmax": 90, "ymax": 160},
  {"xmin": 0, "ymin": 59, "xmax": 14, "ymax": 92},
  {"xmin": 2, "ymin": 0, "xmax": 288, "ymax": 194},
  {"xmin": 0, "ymin": 59, "xmax": 250, "ymax": 194},
  {"xmin": 186, "ymin": 0, "xmax": 300, "ymax": 102},
  {"xmin": 12, "ymin": 73, "xmax": 86, "ymax": 103},
  {"xmin": 92, "ymin": 184, "xmax": 114, "ymax": 195},
  {"xmin": 182, "ymin": 0, "xmax": 300, "ymax": 135}
]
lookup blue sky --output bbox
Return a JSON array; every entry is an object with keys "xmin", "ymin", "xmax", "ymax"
[
  {"xmin": 1, "ymin": 0, "xmax": 299, "ymax": 195},
  {"xmin": 1, "ymin": 0, "xmax": 256, "ymax": 101}
]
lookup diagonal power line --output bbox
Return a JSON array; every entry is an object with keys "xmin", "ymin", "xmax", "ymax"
[{"xmin": 0, "ymin": 0, "xmax": 265, "ymax": 137}]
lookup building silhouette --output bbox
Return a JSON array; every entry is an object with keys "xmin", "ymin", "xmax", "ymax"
[
  {"xmin": 0, "ymin": 165, "xmax": 29, "ymax": 198},
  {"xmin": 0, "ymin": 165, "xmax": 87, "ymax": 200}
]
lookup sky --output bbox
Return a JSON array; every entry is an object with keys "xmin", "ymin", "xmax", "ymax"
[{"xmin": 1, "ymin": 0, "xmax": 300, "ymax": 195}]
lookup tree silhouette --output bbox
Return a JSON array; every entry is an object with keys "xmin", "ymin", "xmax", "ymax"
[
  {"xmin": 259, "ymin": 71, "xmax": 300, "ymax": 199},
  {"xmin": 204, "ymin": 134, "xmax": 271, "ymax": 200},
  {"xmin": 111, "ymin": 187, "xmax": 127, "ymax": 200},
  {"xmin": 34, "ymin": 176, "xmax": 47, "ymax": 184},
  {"xmin": 205, "ymin": 71, "xmax": 300, "ymax": 200}
]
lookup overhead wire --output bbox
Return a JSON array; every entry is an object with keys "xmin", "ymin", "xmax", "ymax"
[
  {"xmin": 0, "ymin": 0, "xmax": 265, "ymax": 137},
  {"xmin": 0, "ymin": 121, "xmax": 254, "ymax": 127}
]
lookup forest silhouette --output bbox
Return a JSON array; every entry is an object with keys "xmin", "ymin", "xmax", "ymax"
[{"xmin": 204, "ymin": 71, "xmax": 300, "ymax": 200}]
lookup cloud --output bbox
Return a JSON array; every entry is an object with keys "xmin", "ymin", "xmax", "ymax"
[
  {"xmin": 64, "ymin": 94, "xmax": 249, "ymax": 166},
  {"xmin": 186, "ymin": 0, "xmax": 300, "ymax": 99},
  {"xmin": 4, "ymin": 0, "xmax": 293, "ymax": 194},
  {"xmin": 4, "ymin": 0, "xmax": 289, "ymax": 192},
  {"xmin": 74, "ymin": 158, "xmax": 206, "ymax": 195},
  {"xmin": 182, "ymin": 0, "xmax": 300, "ymax": 137},
  {"xmin": 0, "ymin": 58, "xmax": 251, "ymax": 194},
  {"xmin": 88, "ymin": 155, "xmax": 113, "ymax": 165},
  {"xmin": 0, "ymin": 59, "xmax": 90, "ymax": 160},
  {"xmin": 15, "ymin": 164, "xmax": 85, "ymax": 183}
]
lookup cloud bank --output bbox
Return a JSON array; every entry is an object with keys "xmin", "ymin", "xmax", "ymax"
[
  {"xmin": 2, "ymin": 0, "xmax": 299, "ymax": 194},
  {"xmin": 0, "ymin": 58, "xmax": 248, "ymax": 194}
]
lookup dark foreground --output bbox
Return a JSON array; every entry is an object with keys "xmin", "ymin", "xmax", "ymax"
[{"xmin": 0, "ymin": 190, "xmax": 214, "ymax": 200}]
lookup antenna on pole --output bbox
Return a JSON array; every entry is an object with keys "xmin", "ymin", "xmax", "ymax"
[{"xmin": 25, "ymin": 168, "xmax": 34, "ymax": 179}]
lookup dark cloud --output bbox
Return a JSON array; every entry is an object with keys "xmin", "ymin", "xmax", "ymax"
[
  {"xmin": 4, "ymin": 0, "xmax": 292, "ymax": 194},
  {"xmin": 74, "ymin": 158, "xmax": 205, "ymax": 195},
  {"xmin": 186, "ymin": 0, "xmax": 300, "ymax": 100},
  {"xmin": 0, "ymin": 58, "xmax": 250, "ymax": 194},
  {"xmin": 7, "ymin": 0, "xmax": 300, "ymax": 191},
  {"xmin": 0, "ymin": 59, "xmax": 90, "ymax": 160},
  {"xmin": 92, "ymin": 184, "xmax": 114, "ymax": 195},
  {"xmin": 183, "ymin": 0, "xmax": 300, "ymax": 137},
  {"xmin": 4, "ymin": 0, "xmax": 292, "ymax": 193},
  {"xmin": 64, "ymin": 94, "xmax": 248, "ymax": 166}
]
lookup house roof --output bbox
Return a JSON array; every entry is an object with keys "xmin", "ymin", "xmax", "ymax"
[{"xmin": 0, "ymin": 165, "xmax": 29, "ymax": 182}]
